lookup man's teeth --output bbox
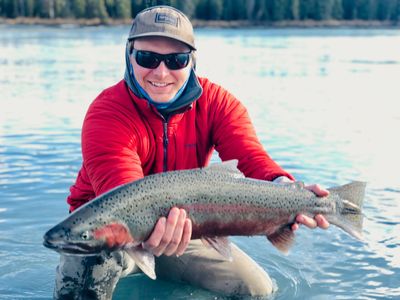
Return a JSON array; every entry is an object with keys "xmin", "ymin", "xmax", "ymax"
[{"xmin": 150, "ymin": 81, "xmax": 168, "ymax": 87}]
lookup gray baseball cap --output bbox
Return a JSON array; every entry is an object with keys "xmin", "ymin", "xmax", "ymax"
[{"xmin": 128, "ymin": 6, "xmax": 196, "ymax": 50}]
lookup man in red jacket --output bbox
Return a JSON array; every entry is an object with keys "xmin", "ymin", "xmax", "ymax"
[{"xmin": 55, "ymin": 5, "xmax": 329, "ymax": 299}]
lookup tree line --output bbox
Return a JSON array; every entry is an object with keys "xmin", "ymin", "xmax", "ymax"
[{"xmin": 1, "ymin": 0, "xmax": 399, "ymax": 22}]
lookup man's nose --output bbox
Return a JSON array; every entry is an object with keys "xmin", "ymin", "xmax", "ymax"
[{"xmin": 152, "ymin": 61, "xmax": 169, "ymax": 77}]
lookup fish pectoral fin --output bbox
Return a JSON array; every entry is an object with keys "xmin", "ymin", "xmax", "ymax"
[
  {"xmin": 201, "ymin": 236, "xmax": 233, "ymax": 261},
  {"xmin": 266, "ymin": 225, "xmax": 295, "ymax": 254},
  {"xmin": 125, "ymin": 246, "xmax": 156, "ymax": 280}
]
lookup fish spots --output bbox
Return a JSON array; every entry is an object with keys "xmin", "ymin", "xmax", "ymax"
[
  {"xmin": 71, "ymin": 217, "xmax": 84, "ymax": 226},
  {"xmin": 181, "ymin": 203, "xmax": 275, "ymax": 221}
]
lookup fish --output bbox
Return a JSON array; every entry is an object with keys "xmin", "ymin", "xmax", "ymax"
[{"xmin": 43, "ymin": 160, "xmax": 366, "ymax": 279}]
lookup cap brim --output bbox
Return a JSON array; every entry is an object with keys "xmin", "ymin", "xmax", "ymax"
[{"xmin": 128, "ymin": 32, "xmax": 196, "ymax": 51}]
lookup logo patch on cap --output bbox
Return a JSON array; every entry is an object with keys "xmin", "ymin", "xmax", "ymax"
[{"xmin": 155, "ymin": 13, "xmax": 179, "ymax": 27}]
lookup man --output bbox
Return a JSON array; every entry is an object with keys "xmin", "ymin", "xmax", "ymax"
[{"xmin": 55, "ymin": 5, "xmax": 329, "ymax": 299}]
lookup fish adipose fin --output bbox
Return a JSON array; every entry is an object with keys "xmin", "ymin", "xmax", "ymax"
[
  {"xmin": 125, "ymin": 245, "xmax": 156, "ymax": 280},
  {"xmin": 201, "ymin": 236, "xmax": 233, "ymax": 261},
  {"xmin": 327, "ymin": 181, "xmax": 366, "ymax": 240},
  {"xmin": 266, "ymin": 225, "xmax": 295, "ymax": 254}
]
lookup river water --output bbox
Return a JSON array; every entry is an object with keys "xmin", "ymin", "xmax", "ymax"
[{"xmin": 0, "ymin": 25, "xmax": 399, "ymax": 299}]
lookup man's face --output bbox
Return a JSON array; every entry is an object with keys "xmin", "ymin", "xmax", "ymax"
[{"xmin": 130, "ymin": 36, "xmax": 191, "ymax": 103}]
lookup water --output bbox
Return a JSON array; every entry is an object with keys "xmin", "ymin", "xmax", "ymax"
[{"xmin": 1, "ymin": 25, "xmax": 399, "ymax": 299}]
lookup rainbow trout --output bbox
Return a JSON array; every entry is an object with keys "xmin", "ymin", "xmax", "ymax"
[{"xmin": 43, "ymin": 160, "xmax": 365, "ymax": 279}]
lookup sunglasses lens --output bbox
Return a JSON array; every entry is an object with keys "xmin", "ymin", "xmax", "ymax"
[
  {"xmin": 134, "ymin": 50, "xmax": 190, "ymax": 70},
  {"xmin": 165, "ymin": 53, "xmax": 190, "ymax": 70},
  {"xmin": 135, "ymin": 51, "xmax": 160, "ymax": 69}
]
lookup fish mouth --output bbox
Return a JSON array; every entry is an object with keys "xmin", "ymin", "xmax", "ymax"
[{"xmin": 43, "ymin": 239, "xmax": 102, "ymax": 255}]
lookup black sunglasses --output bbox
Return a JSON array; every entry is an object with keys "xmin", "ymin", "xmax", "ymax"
[{"xmin": 132, "ymin": 49, "xmax": 191, "ymax": 70}]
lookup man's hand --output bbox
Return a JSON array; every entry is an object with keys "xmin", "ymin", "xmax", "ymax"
[
  {"xmin": 292, "ymin": 183, "xmax": 330, "ymax": 231},
  {"xmin": 142, "ymin": 207, "xmax": 192, "ymax": 257},
  {"xmin": 273, "ymin": 177, "xmax": 330, "ymax": 231},
  {"xmin": 93, "ymin": 207, "xmax": 192, "ymax": 256}
]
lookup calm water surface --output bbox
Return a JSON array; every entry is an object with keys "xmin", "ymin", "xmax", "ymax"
[{"xmin": 0, "ymin": 25, "xmax": 399, "ymax": 299}]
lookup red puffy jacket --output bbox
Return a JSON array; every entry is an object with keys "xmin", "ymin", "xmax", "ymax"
[{"xmin": 67, "ymin": 77, "xmax": 294, "ymax": 211}]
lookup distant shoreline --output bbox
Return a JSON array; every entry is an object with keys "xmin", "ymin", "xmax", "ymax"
[{"xmin": 0, "ymin": 17, "xmax": 399, "ymax": 29}]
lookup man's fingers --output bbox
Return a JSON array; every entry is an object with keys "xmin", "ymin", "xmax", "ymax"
[
  {"xmin": 176, "ymin": 218, "xmax": 192, "ymax": 256},
  {"xmin": 143, "ymin": 207, "xmax": 181, "ymax": 256},
  {"xmin": 315, "ymin": 214, "xmax": 330, "ymax": 229},
  {"xmin": 143, "ymin": 208, "xmax": 192, "ymax": 257},
  {"xmin": 155, "ymin": 207, "xmax": 181, "ymax": 255},
  {"xmin": 294, "ymin": 214, "xmax": 330, "ymax": 230},
  {"xmin": 296, "ymin": 214, "xmax": 317, "ymax": 229},
  {"xmin": 305, "ymin": 184, "xmax": 329, "ymax": 197},
  {"xmin": 143, "ymin": 217, "xmax": 166, "ymax": 253},
  {"xmin": 291, "ymin": 222, "xmax": 300, "ymax": 231},
  {"xmin": 163, "ymin": 209, "xmax": 187, "ymax": 256},
  {"xmin": 284, "ymin": 182, "xmax": 330, "ymax": 232}
]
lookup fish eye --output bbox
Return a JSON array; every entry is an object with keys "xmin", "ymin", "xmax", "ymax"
[{"xmin": 81, "ymin": 231, "xmax": 91, "ymax": 240}]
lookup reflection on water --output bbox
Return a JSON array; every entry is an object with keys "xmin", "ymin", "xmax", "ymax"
[{"xmin": 0, "ymin": 26, "xmax": 399, "ymax": 299}]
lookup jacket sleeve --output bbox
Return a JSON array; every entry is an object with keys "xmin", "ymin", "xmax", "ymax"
[
  {"xmin": 67, "ymin": 89, "xmax": 144, "ymax": 211},
  {"xmin": 207, "ymin": 82, "xmax": 295, "ymax": 181}
]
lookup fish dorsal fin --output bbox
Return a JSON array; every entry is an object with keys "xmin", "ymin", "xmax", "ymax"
[
  {"xmin": 201, "ymin": 236, "xmax": 233, "ymax": 261},
  {"xmin": 266, "ymin": 225, "xmax": 295, "ymax": 254},
  {"xmin": 125, "ymin": 245, "xmax": 156, "ymax": 280},
  {"xmin": 206, "ymin": 160, "xmax": 243, "ymax": 177}
]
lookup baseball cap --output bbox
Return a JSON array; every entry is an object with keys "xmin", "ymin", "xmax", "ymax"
[{"xmin": 128, "ymin": 6, "xmax": 196, "ymax": 50}]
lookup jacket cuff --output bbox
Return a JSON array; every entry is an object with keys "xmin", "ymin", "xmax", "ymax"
[{"xmin": 272, "ymin": 175, "xmax": 295, "ymax": 183}]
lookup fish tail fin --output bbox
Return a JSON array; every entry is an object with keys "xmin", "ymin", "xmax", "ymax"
[{"xmin": 327, "ymin": 181, "xmax": 366, "ymax": 240}]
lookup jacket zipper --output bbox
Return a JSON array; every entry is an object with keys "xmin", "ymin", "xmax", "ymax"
[
  {"xmin": 163, "ymin": 120, "xmax": 169, "ymax": 172},
  {"xmin": 150, "ymin": 105, "xmax": 170, "ymax": 172}
]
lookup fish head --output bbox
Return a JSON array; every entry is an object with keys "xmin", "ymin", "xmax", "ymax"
[{"xmin": 43, "ymin": 218, "xmax": 108, "ymax": 255}]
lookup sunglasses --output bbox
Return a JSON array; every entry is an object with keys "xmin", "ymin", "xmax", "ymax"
[{"xmin": 132, "ymin": 49, "xmax": 191, "ymax": 70}]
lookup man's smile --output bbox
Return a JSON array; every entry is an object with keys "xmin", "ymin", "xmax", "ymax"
[{"xmin": 149, "ymin": 81, "xmax": 171, "ymax": 87}]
